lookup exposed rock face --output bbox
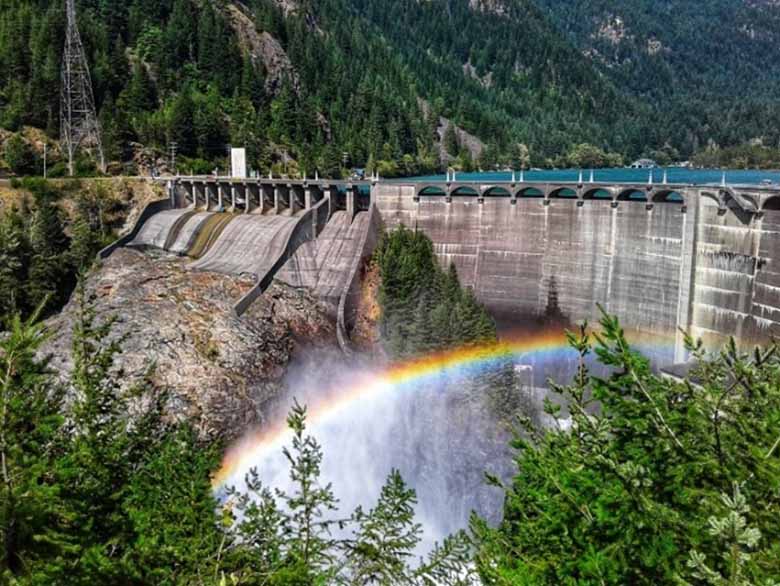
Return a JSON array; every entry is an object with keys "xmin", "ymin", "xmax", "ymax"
[
  {"xmin": 595, "ymin": 15, "xmax": 630, "ymax": 45},
  {"xmin": 437, "ymin": 117, "xmax": 486, "ymax": 164},
  {"xmin": 225, "ymin": 2, "xmax": 300, "ymax": 95},
  {"xmin": 463, "ymin": 61, "xmax": 494, "ymax": 88},
  {"xmin": 43, "ymin": 248, "xmax": 336, "ymax": 440}
]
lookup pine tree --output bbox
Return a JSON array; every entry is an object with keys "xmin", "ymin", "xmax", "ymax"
[
  {"xmin": 168, "ymin": 89, "xmax": 196, "ymax": 156},
  {"xmin": 123, "ymin": 64, "xmax": 157, "ymax": 115},
  {"xmin": 0, "ymin": 307, "xmax": 66, "ymax": 578},
  {"xmin": 56, "ymin": 282, "xmax": 135, "ymax": 583},
  {"xmin": 0, "ymin": 211, "xmax": 26, "ymax": 320},
  {"xmin": 343, "ymin": 469, "xmax": 422, "ymax": 584},
  {"xmin": 443, "ymin": 124, "xmax": 459, "ymax": 158},
  {"xmin": 26, "ymin": 196, "xmax": 69, "ymax": 312},
  {"xmin": 68, "ymin": 214, "xmax": 99, "ymax": 273},
  {"xmin": 229, "ymin": 401, "xmax": 339, "ymax": 583},
  {"xmin": 281, "ymin": 401, "xmax": 339, "ymax": 578}
]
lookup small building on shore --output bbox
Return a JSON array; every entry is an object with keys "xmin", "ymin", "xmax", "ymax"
[{"xmin": 630, "ymin": 158, "xmax": 657, "ymax": 169}]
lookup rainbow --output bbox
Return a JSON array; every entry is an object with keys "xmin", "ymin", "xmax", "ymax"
[
  {"xmin": 212, "ymin": 327, "xmax": 678, "ymax": 490},
  {"xmin": 212, "ymin": 330, "xmax": 582, "ymax": 490}
]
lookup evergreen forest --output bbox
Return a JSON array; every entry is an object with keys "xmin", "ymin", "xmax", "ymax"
[
  {"xmin": 1, "ymin": 230, "xmax": 779, "ymax": 584},
  {"xmin": 1, "ymin": 0, "xmax": 780, "ymax": 178}
]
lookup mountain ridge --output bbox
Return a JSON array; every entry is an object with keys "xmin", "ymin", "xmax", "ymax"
[{"xmin": 0, "ymin": 0, "xmax": 778, "ymax": 176}]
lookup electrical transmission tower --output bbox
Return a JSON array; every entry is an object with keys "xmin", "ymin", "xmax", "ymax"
[{"xmin": 61, "ymin": 0, "xmax": 104, "ymax": 176}]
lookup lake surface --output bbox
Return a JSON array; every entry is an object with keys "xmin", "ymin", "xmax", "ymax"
[{"xmin": 407, "ymin": 168, "xmax": 780, "ymax": 186}]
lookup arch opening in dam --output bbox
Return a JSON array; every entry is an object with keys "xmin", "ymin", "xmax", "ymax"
[
  {"xmin": 483, "ymin": 187, "xmax": 511, "ymax": 197},
  {"xmin": 451, "ymin": 186, "xmax": 480, "ymax": 197},
  {"xmin": 653, "ymin": 190, "xmax": 685, "ymax": 204},
  {"xmin": 418, "ymin": 186, "xmax": 446, "ymax": 196},
  {"xmin": 517, "ymin": 187, "xmax": 544, "ymax": 198},
  {"xmin": 617, "ymin": 188, "xmax": 649, "ymax": 202},
  {"xmin": 763, "ymin": 195, "xmax": 780, "ymax": 211},
  {"xmin": 583, "ymin": 188, "xmax": 613, "ymax": 200},
  {"xmin": 548, "ymin": 187, "xmax": 577, "ymax": 199}
]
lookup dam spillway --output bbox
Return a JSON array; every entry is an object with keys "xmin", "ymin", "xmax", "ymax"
[
  {"xmin": 277, "ymin": 211, "xmax": 371, "ymax": 311},
  {"xmin": 189, "ymin": 214, "xmax": 301, "ymax": 278},
  {"xmin": 167, "ymin": 211, "xmax": 217, "ymax": 255},
  {"xmin": 130, "ymin": 208, "xmax": 194, "ymax": 249}
]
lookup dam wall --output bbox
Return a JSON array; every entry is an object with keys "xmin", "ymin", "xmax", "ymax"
[
  {"xmin": 691, "ymin": 197, "xmax": 780, "ymax": 348},
  {"xmin": 375, "ymin": 184, "xmax": 780, "ymax": 358},
  {"xmin": 337, "ymin": 204, "xmax": 383, "ymax": 352},
  {"xmin": 99, "ymin": 198, "xmax": 172, "ymax": 259},
  {"xmin": 233, "ymin": 196, "xmax": 333, "ymax": 316},
  {"xmin": 117, "ymin": 177, "xmax": 780, "ymax": 355}
]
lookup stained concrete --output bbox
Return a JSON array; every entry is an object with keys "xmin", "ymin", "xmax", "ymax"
[
  {"xmin": 690, "ymin": 199, "xmax": 780, "ymax": 347},
  {"xmin": 278, "ymin": 211, "xmax": 370, "ymax": 311},
  {"xmin": 167, "ymin": 212, "xmax": 215, "ymax": 255},
  {"xmin": 189, "ymin": 215, "xmax": 300, "ymax": 278},
  {"xmin": 129, "ymin": 209, "xmax": 192, "ymax": 249},
  {"xmin": 376, "ymin": 184, "xmax": 780, "ymax": 356}
]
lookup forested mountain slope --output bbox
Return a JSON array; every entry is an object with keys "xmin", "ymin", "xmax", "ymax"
[
  {"xmin": 0, "ymin": 0, "xmax": 779, "ymax": 176},
  {"xmin": 534, "ymin": 0, "xmax": 780, "ymax": 154}
]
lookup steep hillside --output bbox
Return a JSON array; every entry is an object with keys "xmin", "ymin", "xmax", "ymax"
[
  {"xmin": 534, "ymin": 0, "xmax": 780, "ymax": 154},
  {"xmin": 1, "ymin": 0, "xmax": 779, "ymax": 174},
  {"xmin": 329, "ymin": 0, "xmax": 645, "ymax": 160}
]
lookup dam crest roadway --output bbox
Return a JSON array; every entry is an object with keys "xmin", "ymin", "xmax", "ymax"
[{"xmin": 109, "ymin": 174, "xmax": 780, "ymax": 363}]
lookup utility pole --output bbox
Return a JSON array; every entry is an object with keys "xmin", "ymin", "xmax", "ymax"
[
  {"xmin": 169, "ymin": 142, "xmax": 178, "ymax": 175},
  {"xmin": 60, "ymin": 0, "xmax": 104, "ymax": 176},
  {"xmin": 43, "ymin": 143, "xmax": 47, "ymax": 179}
]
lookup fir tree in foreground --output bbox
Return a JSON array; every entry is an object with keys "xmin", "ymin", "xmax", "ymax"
[
  {"xmin": 223, "ymin": 401, "xmax": 474, "ymax": 585},
  {"xmin": 473, "ymin": 309, "xmax": 780, "ymax": 586},
  {"xmin": 1, "ymin": 270, "xmax": 780, "ymax": 583}
]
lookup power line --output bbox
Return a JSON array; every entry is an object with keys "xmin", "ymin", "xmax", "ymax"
[{"xmin": 60, "ymin": 0, "xmax": 104, "ymax": 176}]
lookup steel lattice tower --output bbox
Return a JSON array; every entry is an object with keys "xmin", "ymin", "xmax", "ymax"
[{"xmin": 60, "ymin": 0, "xmax": 104, "ymax": 175}]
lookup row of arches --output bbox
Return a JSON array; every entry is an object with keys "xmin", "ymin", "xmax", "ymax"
[
  {"xmin": 416, "ymin": 185, "xmax": 687, "ymax": 204},
  {"xmin": 416, "ymin": 187, "xmax": 780, "ymax": 211}
]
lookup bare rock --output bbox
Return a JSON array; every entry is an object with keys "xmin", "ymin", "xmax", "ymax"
[
  {"xmin": 43, "ymin": 248, "xmax": 336, "ymax": 440},
  {"xmin": 225, "ymin": 2, "xmax": 300, "ymax": 95}
]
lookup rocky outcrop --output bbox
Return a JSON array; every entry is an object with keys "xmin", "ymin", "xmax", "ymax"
[
  {"xmin": 43, "ymin": 248, "xmax": 336, "ymax": 440},
  {"xmin": 225, "ymin": 2, "xmax": 300, "ymax": 94},
  {"xmin": 437, "ymin": 117, "xmax": 486, "ymax": 164}
]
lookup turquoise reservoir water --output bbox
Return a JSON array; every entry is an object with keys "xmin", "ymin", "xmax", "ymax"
[{"xmin": 407, "ymin": 168, "xmax": 780, "ymax": 186}]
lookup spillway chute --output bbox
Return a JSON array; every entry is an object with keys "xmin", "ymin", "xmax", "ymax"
[
  {"xmin": 188, "ymin": 215, "xmax": 300, "ymax": 277},
  {"xmin": 128, "ymin": 209, "xmax": 193, "ymax": 250}
]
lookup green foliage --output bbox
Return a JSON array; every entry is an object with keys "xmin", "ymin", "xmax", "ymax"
[
  {"xmin": 3, "ymin": 134, "xmax": 37, "ymax": 175},
  {"xmin": 535, "ymin": 0, "xmax": 780, "ymax": 158},
  {"xmin": 0, "ymin": 180, "xmax": 119, "ymax": 328},
  {"xmin": 680, "ymin": 483, "xmax": 778, "ymax": 586},
  {"xmin": 0, "ymin": 283, "xmax": 226, "ymax": 584},
  {"xmin": 9, "ymin": 0, "xmax": 775, "ymax": 174},
  {"xmin": 473, "ymin": 310, "xmax": 780, "ymax": 585},
  {"xmin": 224, "ymin": 401, "xmax": 474, "ymax": 585},
  {"xmin": 0, "ymin": 306, "xmax": 65, "ymax": 579},
  {"xmin": 692, "ymin": 142, "xmax": 780, "ymax": 170},
  {"xmin": 375, "ymin": 225, "xmax": 496, "ymax": 358}
]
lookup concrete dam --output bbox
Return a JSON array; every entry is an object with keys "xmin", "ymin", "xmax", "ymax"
[{"xmin": 111, "ymin": 176, "xmax": 780, "ymax": 363}]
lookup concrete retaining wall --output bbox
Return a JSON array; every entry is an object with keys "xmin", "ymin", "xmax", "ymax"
[
  {"xmin": 691, "ymin": 198, "xmax": 780, "ymax": 347},
  {"xmin": 233, "ymin": 197, "xmax": 331, "ymax": 316}
]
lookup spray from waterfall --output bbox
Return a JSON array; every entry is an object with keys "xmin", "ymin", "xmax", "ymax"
[{"xmin": 213, "ymin": 329, "xmax": 676, "ymax": 550}]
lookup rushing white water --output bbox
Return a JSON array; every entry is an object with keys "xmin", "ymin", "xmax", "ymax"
[{"xmin": 221, "ymin": 348, "xmax": 525, "ymax": 555}]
